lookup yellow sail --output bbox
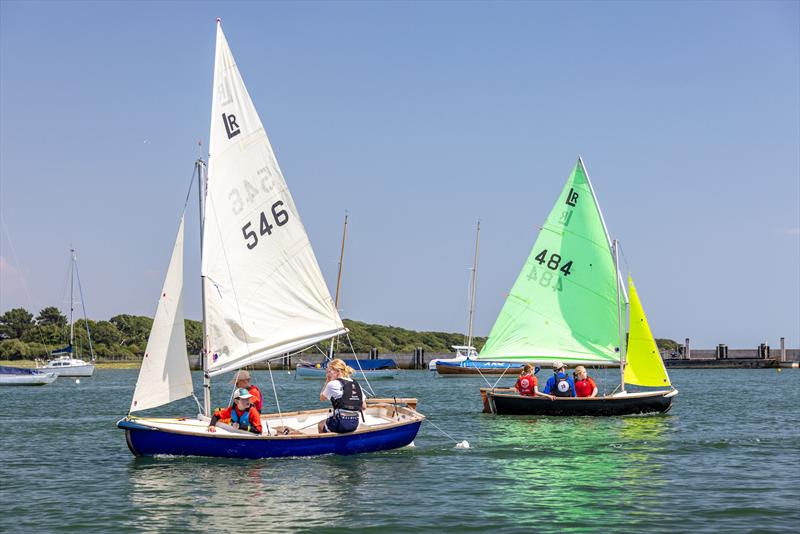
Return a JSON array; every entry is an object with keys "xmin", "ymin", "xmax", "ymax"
[{"xmin": 624, "ymin": 276, "xmax": 671, "ymax": 387}]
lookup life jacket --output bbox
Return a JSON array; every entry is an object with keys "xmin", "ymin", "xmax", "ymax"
[
  {"xmin": 332, "ymin": 378, "xmax": 364, "ymax": 420},
  {"xmin": 575, "ymin": 378, "xmax": 594, "ymax": 398},
  {"xmin": 516, "ymin": 375, "xmax": 535, "ymax": 396},
  {"xmin": 229, "ymin": 406, "xmax": 258, "ymax": 433},
  {"xmin": 553, "ymin": 373, "xmax": 573, "ymax": 397},
  {"xmin": 248, "ymin": 385, "xmax": 263, "ymax": 413}
]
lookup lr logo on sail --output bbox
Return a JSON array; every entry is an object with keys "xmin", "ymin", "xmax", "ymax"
[
  {"xmin": 223, "ymin": 113, "xmax": 241, "ymax": 139},
  {"xmin": 565, "ymin": 187, "xmax": 579, "ymax": 207}
]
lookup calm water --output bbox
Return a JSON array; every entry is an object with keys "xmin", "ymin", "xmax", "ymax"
[{"xmin": 1, "ymin": 368, "xmax": 798, "ymax": 533}]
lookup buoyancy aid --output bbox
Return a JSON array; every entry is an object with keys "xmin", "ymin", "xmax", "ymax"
[
  {"xmin": 575, "ymin": 377, "xmax": 595, "ymax": 397},
  {"xmin": 230, "ymin": 406, "xmax": 258, "ymax": 433},
  {"xmin": 553, "ymin": 373, "xmax": 573, "ymax": 397},
  {"xmin": 332, "ymin": 378, "xmax": 364, "ymax": 420},
  {"xmin": 248, "ymin": 385, "xmax": 263, "ymax": 413},
  {"xmin": 516, "ymin": 375, "xmax": 535, "ymax": 396}
]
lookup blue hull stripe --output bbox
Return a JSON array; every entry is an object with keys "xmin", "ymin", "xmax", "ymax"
[{"xmin": 119, "ymin": 420, "xmax": 422, "ymax": 459}]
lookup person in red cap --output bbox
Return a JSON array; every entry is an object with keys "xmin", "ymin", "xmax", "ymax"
[{"xmin": 207, "ymin": 388, "xmax": 262, "ymax": 434}]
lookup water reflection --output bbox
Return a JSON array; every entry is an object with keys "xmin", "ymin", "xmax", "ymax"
[
  {"xmin": 484, "ymin": 414, "xmax": 670, "ymax": 531},
  {"xmin": 126, "ymin": 451, "xmax": 418, "ymax": 532}
]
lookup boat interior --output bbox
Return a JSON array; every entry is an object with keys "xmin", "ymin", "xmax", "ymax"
[{"xmin": 126, "ymin": 399, "xmax": 423, "ymax": 439}]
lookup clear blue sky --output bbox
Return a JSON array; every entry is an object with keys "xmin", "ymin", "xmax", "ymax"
[{"xmin": 1, "ymin": 1, "xmax": 798, "ymax": 348}]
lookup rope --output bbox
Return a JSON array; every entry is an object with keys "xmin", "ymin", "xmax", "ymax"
[
  {"xmin": 73, "ymin": 260, "xmax": 95, "ymax": 361},
  {"xmin": 490, "ymin": 365, "xmax": 511, "ymax": 388},
  {"xmin": 424, "ymin": 418, "xmax": 469, "ymax": 447},
  {"xmin": 344, "ymin": 332, "xmax": 376, "ymax": 397}
]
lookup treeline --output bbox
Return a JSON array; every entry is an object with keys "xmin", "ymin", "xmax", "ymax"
[
  {"xmin": 0, "ymin": 307, "xmax": 484, "ymax": 360},
  {"xmin": 0, "ymin": 306, "xmax": 680, "ymax": 361}
]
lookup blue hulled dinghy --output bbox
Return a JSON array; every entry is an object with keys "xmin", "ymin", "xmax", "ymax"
[{"xmin": 118, "ymin": 21, "xmax": 423, "ymax": 458}]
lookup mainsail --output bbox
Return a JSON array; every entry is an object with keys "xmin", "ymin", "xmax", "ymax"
[
  {"xmin": 624, "ymin": 276, "xmax": 671, "ymax": 387},
  {"xmin": 203, "ymin": 22, "xmax": 346, "ymax": 376},
  {"xmin": 130, "ymin": 216, "xmax": 193, "ymax": 412},
  {"xmin": 478, "ymin": 158, "xmax": 621, "ymax": 364}
]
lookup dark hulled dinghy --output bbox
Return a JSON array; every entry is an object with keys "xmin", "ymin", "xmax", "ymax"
[
  {"xmin": 476, "ymin": 158, "xmax": 677, "ymax": 416},
  {"xmin": 118, "ymin": 21, "xmax": 423, "ymax": 458}
]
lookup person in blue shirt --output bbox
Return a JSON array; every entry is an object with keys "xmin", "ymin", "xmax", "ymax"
[{"xmin": 543, "ymin": 361, "xmax": 576, "ymax": 398}]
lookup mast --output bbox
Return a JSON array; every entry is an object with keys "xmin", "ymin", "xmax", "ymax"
[
  {"xmin": 613, "ymin": 239, "xmax": 626, "ymax": 392},
  {"xmin": 466, "ymin": 221, "xmax": 480, "ymax": 351},
  {"xmin": 197, "ymin": 158, "xmax": 211, "ymax": 416},
  {"xmin": 69, "ymin": 248, "xmax": 75, "ymax": 353},
  {"xmin": 328, "ymin": 212, "xmax": 348, "ymax": 359}
]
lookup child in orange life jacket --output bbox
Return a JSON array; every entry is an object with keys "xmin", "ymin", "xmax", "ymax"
[
  {"xmin": 207, "ymin": 388, "xmax": 263, "ymax": 434},
  {"xmin": 514, "ymin": 364, "xmax": 554, "ymax": 399}
]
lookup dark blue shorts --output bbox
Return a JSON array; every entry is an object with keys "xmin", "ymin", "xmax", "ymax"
[{"xmin": 324, "ymin": 413, "xmax": 360, "ymax": 434}]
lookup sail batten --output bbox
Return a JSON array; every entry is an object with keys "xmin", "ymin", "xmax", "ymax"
[
  {"xmin": 202, "ymin": 22, "xmax": 344, "ymax": 374},
  {"xmin": 478, "ymin": 159, "xmax": 621, "ymax": 364},
  {"xmin": 130, "ymin": 216, "xmax": 193, "ymax": 413}
]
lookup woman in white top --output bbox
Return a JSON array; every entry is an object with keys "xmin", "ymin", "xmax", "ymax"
[{"xmin": 318, "ymin": 358, "xmax": 367, "ymax": 434}]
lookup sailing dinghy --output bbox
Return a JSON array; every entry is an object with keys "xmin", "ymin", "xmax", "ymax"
[
  {"xmin": 118, "ymin": 21, "xmax": 423, "ymax": 458},
  {"xmin": 479, "ymin": 158, "xmax": 677, "ymax": 416}
]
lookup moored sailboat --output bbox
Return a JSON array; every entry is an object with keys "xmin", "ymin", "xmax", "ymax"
[
  {"xmin": 117, "ymin": 20, "xmax": 423, "ymax": 458},
  {"xmin": 36, "ymin": 249, "xmax": 95, "ymax": 377},
  {"xmin": 479, "ymin": 158, "xmax": 677, "ymax": 416}
]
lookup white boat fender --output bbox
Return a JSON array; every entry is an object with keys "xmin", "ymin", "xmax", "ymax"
[{"xmin": 455, "ymin": 440, "xmax": 470, "ymax": 449}]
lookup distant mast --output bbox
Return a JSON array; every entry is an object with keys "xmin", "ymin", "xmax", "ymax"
[
  {"xmin": 466, "ymin": 221, "xmax": 480, "ymax": 351},
  {"xmin": 69, "ymin": 248, "xmax": 75, "ymax": 351},
  {"xmin": 329, "ymin": 212, "xmax": 349, "ymax": 359}
]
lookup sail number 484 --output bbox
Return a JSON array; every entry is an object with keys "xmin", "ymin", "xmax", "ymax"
[
  {"xmin": 242, "ymin": 201, "xmax": 289, "ymax": 250},
  {"xmin": 534, "ymin": 249, "xmax": 573, "ymax": 276}
]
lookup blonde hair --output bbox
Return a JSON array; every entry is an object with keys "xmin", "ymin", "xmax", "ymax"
[
  {"xmin": 328, "ymin": 358, "xmax": 354, "ymax": 378},
  {"xmin": 574, "ymin": 365, "xmax": 587, "ymax": 375},
  {"xmin": 520, "ymin": 364, "xmax": 534, "ymax": 375}
]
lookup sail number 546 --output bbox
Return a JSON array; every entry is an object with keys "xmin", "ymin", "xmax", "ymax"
[
  {"xmin": 242, "ymin": 201, "xmax": 289, "ymax": 250},
  {"xmin": 534, "ymin": 249, "xmax": 573, "ymax": 276}
]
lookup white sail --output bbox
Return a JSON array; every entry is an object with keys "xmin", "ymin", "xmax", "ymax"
[
  {"xmin": 203, "ymin": 22, "xmax": 346, "ymax": 377},
  {"xmin": 130, "ymin": 216, "xmax": 193, "ymax": 412}
]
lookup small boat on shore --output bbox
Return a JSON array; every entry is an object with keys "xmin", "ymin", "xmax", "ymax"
[
  {"xmin": 295, "ymin": 358, "xmax": 400, "ymax": 380},
  {"xmin": 477, "ymin": 158, "xmax": 677, "ymax": 416},
  {"xmin": 118, "ymin": 20, "xmax": 423, "ymax": 458},
  {"xmin": 0, "ymin": 366, "xmax": 57, "ymax": 386}
]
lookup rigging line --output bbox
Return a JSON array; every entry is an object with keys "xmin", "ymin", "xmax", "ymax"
[
  {"xmin": 490, "ymin": 365, "xmax": 511, "ymax": 388},
  {"xmin": 0, "ymin": 215, "xmax": 52, "ymax": 358},
  {"xmin": 424, "ymin": 417, "xmax": 466, "ymax": 445},
  {"xmin": 182, "ymin": 164, "xmax": 197, "ymax": 211},
  {"xmin": 344, "ymin": 332, "xmax": 376, "ymax": 397},
  {"xmin": 266, "ymin": 361, "xmax": 283, "ymax": 430},
  {"xmin": 73, "ymin": 257, "xmax": 95, "ymax": 360}
]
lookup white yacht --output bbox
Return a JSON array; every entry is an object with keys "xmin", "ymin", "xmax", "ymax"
[
  {"xmin": 36, "ymin": 249, "xmax": 96, "ymax": 377},
  {"xmin": 428, "ymin": 344, "xmax": 478, "ymax": 370}
]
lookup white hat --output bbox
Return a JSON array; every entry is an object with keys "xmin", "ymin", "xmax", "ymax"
[
  {"xmin": 234, "ymin": 388, "xmax": 254, "ymax": 400},
  {"xmin": 552, "ymin": 361, "xmax": 565, "ymax": 371}
]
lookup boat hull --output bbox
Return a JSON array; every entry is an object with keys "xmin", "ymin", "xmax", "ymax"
[
  {"xmin": 436, "ymin": 361, "xmax": 523, "ymax": 376},
  {"xmin": 481, "ymin": 388, "xmax": 676, "ymax": 416},
  {"xmin": 294, "ymin": 365, "xmax": 399, "ymax": 380},
  {"xmin": 0, "ymin": 373, "xmax": 57, "ymax": 386},
  {"xmin": 118, "ymin": 404, "xmax": 424, "ymax": 459},
  {"xmin": 38, "ymin": 364, "xmax": 95, "ymax": 377}
]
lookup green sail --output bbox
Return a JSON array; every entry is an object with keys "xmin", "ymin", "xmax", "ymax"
[{"xmin": 478, "ymin": 158, "xmax": 621, "ymax": 364}]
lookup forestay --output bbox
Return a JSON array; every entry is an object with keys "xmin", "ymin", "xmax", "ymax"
[
  {"xmin": 478, "ymin": 158, "xmax": 621, "ymax": 364},
  {"xmin": 130, "ymin": 217, "xmax": 194, "ymax": 412},
  {"xmin": 203, "ymin": 22, "xmax": 346, "ymax": 376},
  {"xmin": 624, "ymin": 276, "xmax": 671, "ymax": 387}
]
